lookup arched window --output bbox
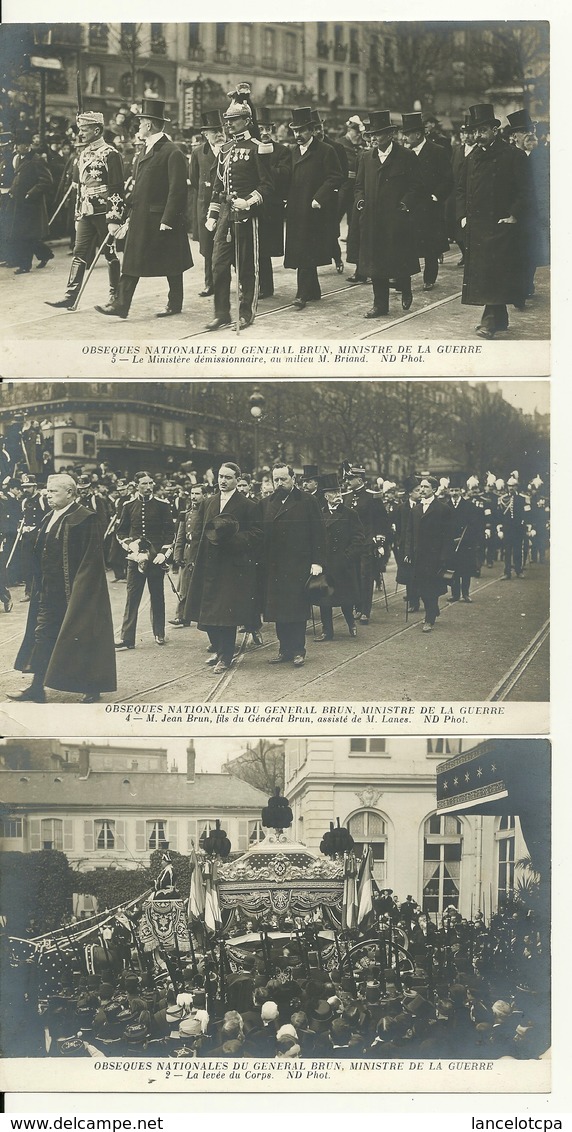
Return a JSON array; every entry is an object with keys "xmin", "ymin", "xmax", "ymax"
[
  {"xmin": 496, "ymin": 815, "xmax": 516, "ymax": 905},
  {"xmin": 348, "ymin": 810, "xmax": 387, "ymax": 883},
  {"xmin": 423, "ymin": 814, "xmax": 463, "ymax": 915}
]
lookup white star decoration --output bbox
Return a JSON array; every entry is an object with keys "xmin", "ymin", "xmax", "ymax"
[
  {"xmin": 464, "ymin": 772, "xmax": 470, "ymax": 782},
  {"xmin": 477, "ymin": 767, "xmax": 483, "ymax": 777},
  {"xmin": 491, "ymin": 763, "xmax": 497, "ymax": 772},
  {"xmin": 453, "ymin": 777, "xmax": 459, "ymax": 785}
]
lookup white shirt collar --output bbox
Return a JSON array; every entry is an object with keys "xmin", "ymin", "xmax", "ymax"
[
  {"xmin": 412, "ymin": 139, "xmax": 426, "ymax": 155},
  {"xmin": 219, "ymin": 487, "xmax": 237, "ymax": 511},
  {"xmin": 45, "ymin": 501, "xmax": 75, "ymax": 531},
  {"xmin": 421, "ymin": 494, "xmax": 435, "ymax": 510},
  {"xmin": 378, "ymin": 142, "xmax": 393, "ymax": 164},
  {"xmin": 464, "ymin": 142, "xmax": 476, "ymax": 155},
  {"xmin": 145, "ymin": 130, "xmax": 165, "ymax": 153},
  {"xmin": 299, "ymin": 138, "xmax": 313, "ymax": 155}
]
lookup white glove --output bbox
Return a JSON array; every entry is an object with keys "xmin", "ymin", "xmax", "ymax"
[
  {"xmin": 159, "ymin": 223, "xmax": 172, "ymax": 231},
  {"xmin": 310, "ymin": 563, "xmax": 322, "ymax": 576},
  {"xmin": 153, "ymin": 553, "xmax": 166, "ymax": 565},
  {"xmin": 311, "ymin": 199, "xmax": 321, "ymax": 210},
  {"xmin": 205, "ymin": 218, "xmax": 217, "ymax": 232},
  {"xmin": 107, "ymin": 223, "xmax": 121, "ymax": 235},
  {"xmin": 460, "ymin": 217, "xmax": 467, "ymax": 229}
]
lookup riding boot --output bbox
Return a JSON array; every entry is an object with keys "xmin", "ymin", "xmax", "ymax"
[
  {"xmin": 45, "ymin": 256, "xmax": 85, "ymax": 308},
  {"xmin": 107, "ymin": 258, "xmax": 121, "ymax": 304}
]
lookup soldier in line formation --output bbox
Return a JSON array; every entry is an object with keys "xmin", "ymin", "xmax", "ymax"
[
  {"xmin": 2, "ymin": 88, "xmax": 547, "ymax": 340},
  {"xmin": 2, "ymin": 456, "xmax": 548, "ymax": 700},
  {"xmin": 3, "ymin": 892, "xmax": 547, "ymax": 1060}
]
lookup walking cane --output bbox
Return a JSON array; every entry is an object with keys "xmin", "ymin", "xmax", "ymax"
[
  {"xmin": 5, "ymin": 518, "xmax": 25, "ymax": 571},
  {"xmin": 70, "ymin": 232, "xmax": 112, "ymax": 312},
  {"xmin": 380, "ymin": 572, "xmax": 389, "ymax": 612},
  {"xmin": 48, "ymin": 183, "xmax": 74, "ymax": 228},
  {"xmin": 165, "ymin": 569, "xmax": 181, "ymax": 601},
  {"xmin": 234, "ymin": 209, "xmax": 241, "ymax": 336}
]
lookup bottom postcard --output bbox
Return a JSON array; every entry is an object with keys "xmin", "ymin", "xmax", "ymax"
[{"xmin": 0, "ymin": 734, "xmax": 550, "ymax": 1093}]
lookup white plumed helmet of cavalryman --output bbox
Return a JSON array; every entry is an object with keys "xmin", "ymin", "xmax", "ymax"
[
  {"xmin": 485, "ymin": 471, "xmax": 496, "ymax": 488},
  {"xmin": 466, "ymin": 474, "xmax": 479, "ymax": 489},
  {"xmin": 224, "ymin": 83, "xmax": 253, "ymax": 120},
  {"xmin": 495, "ymin": 478, "xmax": 505, "ymax": 490}
]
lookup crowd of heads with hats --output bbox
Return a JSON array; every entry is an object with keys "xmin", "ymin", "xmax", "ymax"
[{"xmin": 9, "ymin": 886, "xmax": 547, "ymax": 1060}]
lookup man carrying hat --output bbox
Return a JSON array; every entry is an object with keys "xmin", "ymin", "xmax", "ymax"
[
  {"xmin": 96, "ymin": 99, "xmax": 192, "ymax": 320},
  {"xmin": 402, "ymin": 474, "xmax": 452, "ymax": 632},
  {"xmin": 401, "ymin": 112, "xmax": 453, "ymax": 292},
  {"xmin": 507, "ymin": 108, "xmax": 549, "ymax": 305},
  {"xmin": 354, "ymin": 111, "xmax": 424, "ymax": 317},
  {"xmin": 457, "ymin": 103, "xmax": 533, "ymax": 339},
  {"xmin": 46, "ymin": 112, "xmax": 123, "ymax": 308},
  {"xmin": 186, "ymin": 462, "xmax": 262, "ymax": 672},
  {"xmin": 205, "ymin": 84, "xmax": 272, "ymax": 331},
  {"xmin": 343, "ymin": 465, "xmax": 391, "ymax": 624},
  {"xmin": 283, "ymin": 106, "xmax": 344, "ymax": 310},
  {"xmin": 189, "ymin": 110, "xmax": 225, "ymax": 298},
  {"xmin": 11, "ymin": 473, "xmax": 116, "ymax": 702}
]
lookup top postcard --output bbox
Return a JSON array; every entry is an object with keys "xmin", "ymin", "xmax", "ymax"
[{"xmin": 0, "ymin": 20, "xmax": 550, "ymax": 377}]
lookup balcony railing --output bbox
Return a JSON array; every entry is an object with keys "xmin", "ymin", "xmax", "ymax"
[
  {"xmin": 334, "ymin": 44, "xmax": 349, "ymax": 62},
  {"xmin": 238, "ymin": 52, "xmax": 255, "ymax": 67},
  {"xmin": 262, "ymin": 55, "xmax": 277, "ymax": 70},
  {"xmin": 151, "ymin": 36, "xmax": 167, "ymax": 56},
  {"xmin": 188, "ymin": 45, "xmax": 205, "ymax": 62},
  {"xmin": 214, "ymin": 48, "xmax": 231, "ymax": 64}
]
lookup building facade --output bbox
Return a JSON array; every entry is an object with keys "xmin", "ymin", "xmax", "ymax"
[{"xmin": 284, "ymin": 736, "xmax": 528, "ymax": 919}]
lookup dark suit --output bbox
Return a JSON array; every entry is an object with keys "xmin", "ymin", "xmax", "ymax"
[
  {"xmin": 9, "ymin": 151, "xmax": 53, "ymax": 271},
  {"xmin": 261, "ymin": 486, "xmax": 326, "ymax": 658},
  {"xmin": 403, "ymin": 497, "xmax": 451, "ymax": 625},
  {"xmin": 117, "ymin": 134, "xmax": 192, "ymax": 316},
  {"xmin": 498, "ymin": 491, "xmax": 526, "ymax": 578},
  {"xmin": 189, "ymin": 141, "xmax": 218, "ymax": 290},
  {"xmin": 116, "ymin": 494, "xmax": 175, "ymax": 645},
  {"xmin": 410, "ymin": 139, "xmax": 453, "ymax": 285},
  {"xmin": 318, "ymin": 502, "xmax": 365, "ymax": 637},
  {"xmin": 257, "ymin": 139, "xmax": 291, "ymax": 296},
  {"xmin": 446, "ymin": 497, "xmax": 480, "ymax": 600},
  {"xmin": 284, "ymin": 137, "xmax": 343, "ymax": 301},
  {"xmin": 187, "ymin": 489, "xmax": 262, "ymax": 664},
  {"xmin": 346, "ymin": 486, "xmax": 391, "ymax": 619}
]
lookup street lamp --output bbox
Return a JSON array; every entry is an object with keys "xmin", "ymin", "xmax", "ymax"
[{"xmin": 249, "ymin": 386, "xmax": 265, "ymax": 477}]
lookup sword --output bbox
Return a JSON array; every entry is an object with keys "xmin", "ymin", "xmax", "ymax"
[
  {"xmin": 234, "ymin": 208, "xmax": 241, "ymax": 336},
  {"xmin": 165, "ymin": 570, "xmax": 181, "ymax": 600},
  {"xmin": 48, "ymin": 182, "xmax": 74, "ymax": 227},
  {"xmin": 5, "ymin": 518, "xmax": 25, "ymax": 570},
  {"xmin": 70, "ymin": 232, "xmax": 112, "ymax": 312}
]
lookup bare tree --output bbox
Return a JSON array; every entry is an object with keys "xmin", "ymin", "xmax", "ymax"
[{"xmin": 222, "ymin": 740, "xmax": 285, "ymax": 796}]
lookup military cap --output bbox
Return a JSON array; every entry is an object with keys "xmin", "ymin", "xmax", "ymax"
[{"xmin": 77, "ymin": 111, "xmax": 104, "ymax": 128}]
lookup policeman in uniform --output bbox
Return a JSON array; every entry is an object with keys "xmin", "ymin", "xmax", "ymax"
[
  {"xmin": 46, "ymin": 111, "xmax": 124, "ymax": 309},
  {"xmin": 19, "ymin": 474, "xmax": 48, "ymax": 601},
  {"xmin": 205, "ymin": 84, "xmax": 272, "ymax": 331},
  {"xmin": 343, "ymin": 465, "xmax": 391, "ymax": 624},
  {"xmin": 498, "ymin": 475, "xmax": 526, "ymax": 580},
  {"xmin": 114, "ymin": 471, "xmax": 175, "ymax": 650}
]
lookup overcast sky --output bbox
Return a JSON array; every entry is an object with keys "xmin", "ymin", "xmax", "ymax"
[{"xmin": 487, "ymin": 381, "xmax": 549, "ymax": 416}]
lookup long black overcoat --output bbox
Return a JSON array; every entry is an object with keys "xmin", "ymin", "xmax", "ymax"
[
  {"xmin": 411, "ymin": 139, "xmax": 453, "ymax": 257},
  {"xmin": 403, "ymin": 498, "xmax": 451, "ymax": 595},
  {"xmin": 445, "ymin": 498, "xmax": 480, "ymax": 576},
  {"xmin": 189, "ymin": 141, "xmax": 218, "ymax": 257},
  {"xmin": 261, "ymin": 487, "xmax": 326, "ymax": 622},
  {"xmin": 9, "ymin": 152, "xmax": 52, "ymax": 241},
  {"xmin": 186, "ymin": 490, "xmax": 262, "ymax": 628},
  {"xmin": 284, "ymin": 138, "xmax": 343, "ymax": 269},
  {"xmin": 14, "ymin": 503, "xmax": 117, "ymax": 693},
  {"xmin": 258, "ymin": 140, "xmax": 291, "ymax": 258},
  {"xmin": 321, "ymin": 504, "xmax": 365, "ymax": 607},
  {"xmin": 456, "ymin": 136, "xmax": 533, "ymax": 306},
  {"xmin": 355, "ymin": 144, "xmax": 423, "ymax": 280},
  {"xmin": 122, "ymin": 135, "xmax": 193, "ymax": 277}
]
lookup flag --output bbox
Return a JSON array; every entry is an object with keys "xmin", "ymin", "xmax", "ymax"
[
  {"xmin": 203, "ymin": 859, "xmax": 222, "ymax": 935},
  {"xmin": 187, "ymin": 846, "xmax": 205, "ymax": 921},
  {"xmin": 341, "ymin": 851, "xmax": 358, "ymax": 931},
  {"xmin": 357, "ymin": 845, "xmax": 374, "ymax": 927}
]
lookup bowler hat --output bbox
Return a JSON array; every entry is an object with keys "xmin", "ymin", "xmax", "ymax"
[
  {"xmin": 364, "ymin": 110, "xmax": 394, "ymax": 136},
  {"xmin": 402, "ymin": 112, "xmax": 424, "ymax": 133},
  {"xmin": 289, "ymin": 106, "xmax": 315, "ymax": 130},
  {"xmin": 204, "ymin": 515, "xmax": 240, "ymax": 544},
  {"xmin": 507, "ymin": 109, "xmax": 535, "ymax": 133},
  {"xmin": 137, "ymin": 98, "xmax": 170, "ymax": 122},
  {"xmin": 201, "ymin": 110, "xmax": 223, "ymax": 130},
  {"xmin": 468, "ymin": 103, "xmax": 500, "ymax": 129}
]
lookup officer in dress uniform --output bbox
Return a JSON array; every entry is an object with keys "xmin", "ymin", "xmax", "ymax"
[
  {"xmin": 498, "ymin": 475, "xmax": 526, "ymax": 580},
  {"xmin": 19, "ymin": 474, "xmax": 48, "ymax": 601},
  {"xmin": 114, "ymin": 471, "xmax": 175, "ymax": 650},
  {"xmin": 46, "ymin": 111, "xmax": 124, "ymax": 309},
  {"xmin": 205, "ymin": 84, "xmax": 272, "ymax": 331},
  {"xmin": 343, "ymin": 465, "xmax": 391, "ymax": 624},
  {"xmin": 189, "ymin": 110, "xmax": 225, "ymax": 298}
]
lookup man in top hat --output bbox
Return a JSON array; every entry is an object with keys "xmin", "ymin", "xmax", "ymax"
[
  {"xmin": 0, "ymin": 131, "xmax": 16, "ymax": 265},
  {"xmin": 189, "ymin": 110, "xmax": 225, "ymax": 298},
  {"xmin": 96, "ymin": 99, "xmax": 192, "ymax": 320},
  {"xmin": 457, "ymin": 103, "xmax": 533, "ymax": 339},
  {"xmin": 261, "ymin": 461, "xmax": 326, "ymax": 666},
  {"xmin": 205, "ymin": 84, "xmax": 272, "ymax": 331},
  {"xmin": 343, "ymin": 465, "xmax": 391, "ymax": 624},
  {"xmin": 448, "ymin": 117, "xmax": 477, "ymax": 267},
  {"xmin": 46, "ymin": 112, "xmax": 124, "ymax": 309},
  {"xmin": 8, "ymin": 129, "xmax": 53, "ymax": 274},
  {"xmin": 444, "ymin": 476, "xmax": 480, "ymax": 604},
  {"xmin": 315, "ymin": 472, "xmax": 365, "ymax": 641},
  {"xmin": 114, "ymin": 471, "xmax": 175, "ymax": 649},
  {"xmin": 498, "ymin": 475, "xmax": 526, "ymax": 580},
  {"xmin": 301, "ymin": 465, "xmax": 319, "ymax": 496},
  {"xmin": 507, "ymin": 108, "xmax": 549, "ymax": 304},
  {"xmin": 354, "ymin": 111, "xmax": 424, "ymax": 317},
  {"xmin": 186, "ymin": 462, "xmax": 262, "ymax": 673},
  {"xmin": 311, "ymin": 110, "xmax": 348, "ymax": 272},
  {"xmin": 402, "ymin": 474, "xmax": 452, "ymax": 632},
  {"xmin": 11, "ymin": 473, "xmax": 116, "ymax": 703},
  {"xmin": 283, "ymin": 106, "xmax": 344, "ymax": 310},
  {"xmin": 255, "ymin": 107, "xmax": 291, "ymax": 299},
  {"xmin": 401, "ymin": 112, "xmax": 453, "ymax": 291}
]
